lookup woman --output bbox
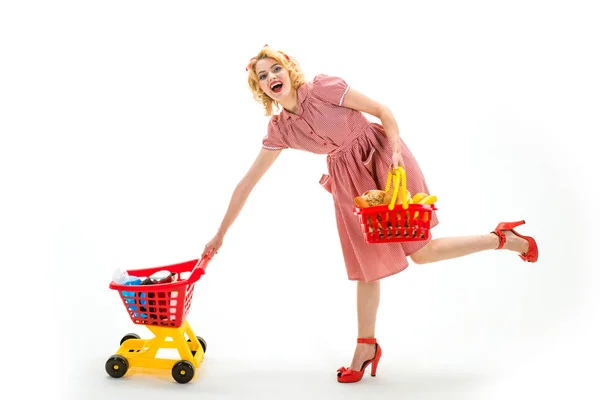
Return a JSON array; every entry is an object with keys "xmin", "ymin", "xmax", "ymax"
[{"xmin": 201, "ymin": 45, "xmax": 538, "ymax": 383}]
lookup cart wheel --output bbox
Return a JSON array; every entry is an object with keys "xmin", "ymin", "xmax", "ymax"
[
  {"xmin": 120, "ymin": 333, "xmax": 141, "ymax": 346},
  {"xmin": 172, "ymin": 360, "xmax": 195, "ymax": 384},
  {"xmin": 187, "ymin": 336, "xmax": 207, "ymax": 355},
  {"xmin": 105, "ymin": 355, "xmax": 129, "ymax": 378}
]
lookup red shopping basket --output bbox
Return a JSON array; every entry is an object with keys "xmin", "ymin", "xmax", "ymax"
[
  {"xmin": 353, "ymin": 166, "xmax": 437, "ymax": 244},
  {"xmin": 109, "ymin": 257, "xmax": 210, "ymax": 328}
]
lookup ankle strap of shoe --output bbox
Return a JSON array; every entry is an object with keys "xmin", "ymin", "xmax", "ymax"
[{"xmin": 357, "ymin": 338, "xmax": 377, "ymax": 344}]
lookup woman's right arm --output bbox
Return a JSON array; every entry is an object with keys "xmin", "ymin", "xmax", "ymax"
[{"xmin": 202, "ymin": 147, "xmax": 282, "ymax": 257}]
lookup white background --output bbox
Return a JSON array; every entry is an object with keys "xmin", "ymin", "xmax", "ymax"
[{"xmin": 1, "ymin": 1, "xmax": 599, "ymax": 399}]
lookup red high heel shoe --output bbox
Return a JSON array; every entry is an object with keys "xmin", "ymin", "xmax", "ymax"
[
  {"xmin": 492, "ymin": 220, "xmax": 538, "ymax": 262},
  {"xmin": 337, "ymin": 338, "xmax": 382, "ymax": 383}
]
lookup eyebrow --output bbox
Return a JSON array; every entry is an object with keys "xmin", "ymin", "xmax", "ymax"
[{"xmin": 257, "ymin": 63, "xmax": 279, "ymax": 75}]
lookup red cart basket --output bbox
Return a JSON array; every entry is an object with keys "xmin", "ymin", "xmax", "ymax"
[
  {"xmin": 109, "ymin": 258, "xmax": 208, "ymax": 328},
  {"xmin": 354, "ymin": 166, "xmax": 437, "ymax": 244}
]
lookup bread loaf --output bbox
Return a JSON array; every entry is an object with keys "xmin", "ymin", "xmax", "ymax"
[
  {"xmin": 361, "ymin": 190, "xmax": 386, "ymax": 206},
  {"xmin": 355, "ymin": 189, "xmax": 412, "ymax": 208}
]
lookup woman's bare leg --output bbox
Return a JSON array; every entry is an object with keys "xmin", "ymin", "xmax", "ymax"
[
  {"xmin": 348, "ymin": 280, "xmax": 379, "ymax": 371},
  {"xmin": 410, "ymin": 230, "xmax": 529, "ymax": 264}
]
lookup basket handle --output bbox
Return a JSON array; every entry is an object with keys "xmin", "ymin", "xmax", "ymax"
[{"xmin": 385, "ymin": 166, "xmax": 409, "ymax": 210}]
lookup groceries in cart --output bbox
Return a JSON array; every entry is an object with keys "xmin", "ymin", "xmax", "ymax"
[
  {"xmin": 111, "ymin": 268, "xmax": 180, "ymax": 321},
  {"xmin": 112, "ymin": 268, "xmax": 177, "ymax": 286}
]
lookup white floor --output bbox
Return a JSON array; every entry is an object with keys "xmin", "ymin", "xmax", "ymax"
[
  {"xmin": 58, "ymin": 315, "xmax": 600, "ymax": 400},
  {"xmin": 35, "ymin": 244, "xmax": 600, "ymax": 400}
]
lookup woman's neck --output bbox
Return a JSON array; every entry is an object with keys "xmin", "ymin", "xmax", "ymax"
[{"xmin": 280, "ymin": 89, "xmax": 299, "ymax": 115}]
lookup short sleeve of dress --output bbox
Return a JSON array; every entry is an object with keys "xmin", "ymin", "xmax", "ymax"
[
  {"xmin": 261, "ymin": 117, "xmax": 288, "ymax": 150},
  {"xmin": 311, "ymin": 74, "xmax": 350, "ymax": 107}
]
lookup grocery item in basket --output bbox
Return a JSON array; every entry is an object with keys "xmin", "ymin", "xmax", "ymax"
[
  {"xmin": 355, "ymin": 190, "xmax": 386, "ymax": 207},
  {"xmin": 149, "ymin": 270, "xmax": 176, "ymax": 284},
  {"xmin": 411, "ymin": 192, "xmax": 428, "ymax": 204},
  {"xmin": 354, "ymin": 189, "xmax": 412, "ymax": 208},
  {"xmin": 111, "ymin": 268, "xmax": 148, "ymax": 318},
  {"xmin": 113, "ymin": 268, "xmax": 141, "ymax": 285},
  {"xmin": 417, "ymin": 194, "xmax": 437, "ymax": 205}
]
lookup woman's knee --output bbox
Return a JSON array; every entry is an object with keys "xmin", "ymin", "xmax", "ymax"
[{"xmin": 409, "ymin": 242, "xmax": 433, "ymax": 264}]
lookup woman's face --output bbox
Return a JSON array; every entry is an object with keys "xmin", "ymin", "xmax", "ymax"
[{"xmin": 255, "ymin": 57, "xmax": 292, "ymax": 101}]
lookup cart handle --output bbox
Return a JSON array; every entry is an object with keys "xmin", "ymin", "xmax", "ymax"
[
  {"xmin": 385, "ymin": 166, "xmax": 409, "ymax": 210},
  {"xmin": 188, "ymin": 254, "xmax": 212, "ymax": 284}
]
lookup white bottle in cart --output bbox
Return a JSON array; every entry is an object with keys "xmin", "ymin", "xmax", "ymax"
[
  {"xmin": 112, "ymin": 268, "xmax": 142, "ymax": 285},
  {"xmin": 112, "ymin": 268, "xmax": 147, "ymax": 317}
]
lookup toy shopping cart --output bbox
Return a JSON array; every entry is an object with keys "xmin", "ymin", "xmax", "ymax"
[
  {"xmin": 354, "ymin": 166, "xmax": 437, "ymax": 244},
  {"xmin": 105, "ymin": 256, "xmax": 211, "ymax": 384}
]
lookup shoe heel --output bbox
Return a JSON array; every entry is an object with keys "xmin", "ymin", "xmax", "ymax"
[
  {"xmin": 370, "ymin": 345, "xmax": 382, "ymax": 377},
  {"xmin": 495, "ymin": 220, "xmax": 525, "ymax": 231},
  {"xmin": 371, "ymin": 358, "xmax": 379, "ymax": 377}
]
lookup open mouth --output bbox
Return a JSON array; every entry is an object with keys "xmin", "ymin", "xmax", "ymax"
[{"xmin": 270, "ymin": 81, "xmax": 283, "ymax": 94}]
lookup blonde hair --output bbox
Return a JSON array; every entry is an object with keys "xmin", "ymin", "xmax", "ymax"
[{"xmin": 247, "ymin": 46, "xmax": 305, "ymax": 116}]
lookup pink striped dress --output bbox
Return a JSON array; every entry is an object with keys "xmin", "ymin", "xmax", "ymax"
[{"xmin": 262, "ymin": 74, "xmax": 439, "ymax": 282}]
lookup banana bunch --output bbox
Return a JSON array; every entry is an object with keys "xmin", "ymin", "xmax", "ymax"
[
  {"xmin": 409, "ymin": 192, "xmax": 437, "ymax": 221},
  {"xmin": 404, "ymin": 192, "xmax": 437, "ymax": 206}
]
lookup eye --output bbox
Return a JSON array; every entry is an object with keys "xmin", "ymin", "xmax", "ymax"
[
  {"xmin": 259, "ymin": 74, "xmax": 266, "ymax": 80},
  {"xmin": 273, "ymin": 65, "xmax": 282, "ymax": 72}
]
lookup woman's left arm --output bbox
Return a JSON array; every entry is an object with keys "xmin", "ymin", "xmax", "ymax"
[{"xmin": 342, "ymin": 87, "xmax": 404, "ymax": 169}]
